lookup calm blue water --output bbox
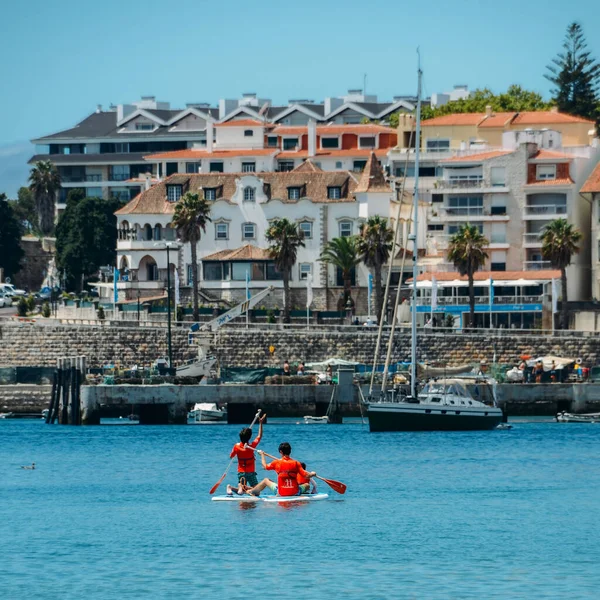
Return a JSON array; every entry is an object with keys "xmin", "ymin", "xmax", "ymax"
[{"xmin": 1, "ymin": 419, "xmax": 599, "ymax": 599}]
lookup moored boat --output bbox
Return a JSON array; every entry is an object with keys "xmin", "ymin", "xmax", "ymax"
[
  {"xmin": 188, "ymin": 402, "xmax": 227, "ymax": 422},
  {"xmin": 303, "ymin": 416, "xmax": 329, "ymax": 424},
  {"xmin": 556, "ymin": 411, "xmax": 600, "ymax": 423}
]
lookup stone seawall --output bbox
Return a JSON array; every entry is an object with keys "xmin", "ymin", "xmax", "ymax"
[{"xmin": 1, "ymin": 322, "xmax": 600, "ymax": 369}]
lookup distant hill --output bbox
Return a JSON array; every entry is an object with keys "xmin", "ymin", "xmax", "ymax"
[{"xmin": 0, "ymin": 141, "xmax": 33, "ymax": 198}]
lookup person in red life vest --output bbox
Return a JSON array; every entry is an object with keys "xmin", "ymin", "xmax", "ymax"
[
  {"xmin": 245, "ymin": 442, "xmax": 316, "ymax": 497},
  {"xmin": 298, "ymin": 462, "xmax": 317, "ymax": 495},
  {"xmin": 226, "ymin": 413, "xmax": 266, "ymax": 496}
]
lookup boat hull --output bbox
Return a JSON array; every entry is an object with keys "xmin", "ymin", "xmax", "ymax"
[{"xmin": 367, "ymin": 403, "xmax": 503, "ymax": 432}]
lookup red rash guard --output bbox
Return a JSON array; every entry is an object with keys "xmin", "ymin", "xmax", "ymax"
[
  {"xmin": 266, "ymin": 457, "xmax": 309, "ymax": 496},
  {"xmin": 230, "ymin": 435, "xmax": 261, "ymax": 473}
]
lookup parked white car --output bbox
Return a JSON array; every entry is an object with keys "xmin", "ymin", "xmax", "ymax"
[
  {"xmin": 0, "ymin": 293, "xmax": 11, "ymax": 308},
  {"xmin": 0, "ymin": 283, "xmax": 26, "ymax": 297}
]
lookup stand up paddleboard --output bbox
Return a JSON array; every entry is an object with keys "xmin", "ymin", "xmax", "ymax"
[{"xmin": 212, "ymin": 493, "xmax": 329, "ymax": 503}]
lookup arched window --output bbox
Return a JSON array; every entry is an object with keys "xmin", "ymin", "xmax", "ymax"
[
  {"xmin": 144, "ymin": 224, "xmax": 153, "ymax": 241},
  {"xmin": 153, "ymin": 224, "xmax": 162, "ymax": 241},
  {"xmin": 138, "ymin": 255, "xmax": 158, "ymax": 281},
  {"xmin": 243, "ymin": 187, "xmax": 255, "ymax": 203}
]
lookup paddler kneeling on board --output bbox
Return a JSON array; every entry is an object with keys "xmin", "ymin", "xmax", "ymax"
[
  {"xmin": 226, "ymin": 413, "xmax": 267, "ymax": 496},
  {"xmin": 244, "ymin": 442, "xmax": 316, "ymax": 497},
  {"xmin": 299, "ymin": 462, "xmax": 317, "ymax": 495}
]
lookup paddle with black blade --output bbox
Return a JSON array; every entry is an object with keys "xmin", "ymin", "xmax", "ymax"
[
  {"xmin": 246, "ymin": 447, "xmax": 347, "ymax": 495},
  {"xmin": 209, "ymin": 409, "xmax": 261, "ymax": 494}
]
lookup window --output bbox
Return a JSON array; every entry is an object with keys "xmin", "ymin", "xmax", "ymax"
[
  {"xmin": 321, "ymin": 137, "xmax": 339, "ymax": 149},
  {"xmin": 339, "ymin": 221, "xmax": 353, "ymax": 237},
  {"xmin": 447, "ymin": 196, "xmax": 483, "ymax": 216},
  {"xmin": 204, "ymin": 263, "xmax": 226, "ymax": 281},
  {"xmin": 353, "ymin": 160, "xmax": 367, "ymax": 172},
  {"xmin": 288, "ymin": 187, "xmax": 301, "ymax": 200},
  {"xmin": 449, "ymin": 223, "xmax": 483, "ymax": 235},
  {"xmin": 153, "ymin": 224, "xmax": 162, "ymax": 241},
  {"xmin": 209, "ymin": 162, "xmax": 224, "ymax": 173},
  {"xmin": 243, "ymin": 223, "xmax": 256, "ymax": 239},
  {"xmin": 186, "ymin": 162, "xmax": 200, "ymax": 174},
  {"xmin": 491, "ymin": 166, "xmax": 506, "ymax": 186},
  {"xmin": 299, "ymin": 221, "xmax": 312, "ymax": 239},
  {"xmin": 419, "ymin": 165, "xmax": 436, "ymax": 177},
  {"xmin": 204, "ymin": 188, "xmax": 216, "ymax": 201},
  {"xmin": 244, "ymin": 130, "xmax": 254, "ymax": 137},
  {"xmin": 491, "ymin": 263, "xmax": 506, "ymax": 271},
  {"xmin": 277, "ymin": 161, "xmax": 295, "ymax": 172},
  {"xmin": 432, "ymin": 194, "xmax": 443, "ymax": 203},
  {"xmin": 243, "ymin": 187, "xmax": 255, "ymax": 202},
  {"xmin": 428, "ymin": 224, "xmax": 444, "ymax": 231},
  {"xmin": 242, "ymin": 162, "xmax": 256, "ymax": 173},
  {"xmin": 283, "ymin": 138, "xmax": 298, "ymax": 151},
  {"xmin": 359, "ymin": 136, "xmax": 376, "ymax": 149},
  {"xmin": 215, "ymin": 223, "xmax": 228, "ymax": 240},
  {"xmin": 537, "ymin": 165, "xmax": 557, "ymax": 180},
  {"xmin": 135, "ymin": 123, "xmax": 154, "ymax": 131},
  {"xmin": 167, "ymin": 185, "xmax": 182, "ymax": 202},
  {"xmin": 115, "ymin": 143, "xmax": 129, "ymax": 153},
  {"xmin": 426, "ymin": 139, "xmax": 450, "ymax": 152},
  {"xmin": 111, "ymin": 165, "xmax": 130, "ymax": 181},
  {"xmin": 299, "ymin": 263, "xmax": 312, "ymax": 280},
  {"xmin": 490, "ymin": 206, "xmax": 506, "ymax": 216},
  {"xmin": 267, "ymin": 136, "xmax": 278, "ymax": 147},
  {"xmin": 328, "ymin": 186, "xmax": 342, "ymax": 200},
  {"xmin": 335, "ymin": 161, "xmax": 343, "ymax": 169}
]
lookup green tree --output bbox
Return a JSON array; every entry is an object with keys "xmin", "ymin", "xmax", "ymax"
[
  {"xmin": 55, "ymin": 194, "xmax": 122, "ymax": 291},
  {"xmin": 265, "ymin": 218, "xmax": 305, "ymax": 322},
  {"xmin": 356, "ymin": 216, "xmax": 394, "ymax": 322},
  {"xmin": 10, "ymin": 187, "xmax": 38, "ymax": 234},
  {"xmin": 28, "ymin": 160, "xmax": 61, "ymax": 236},
  {"xmin": 545, "ymin": 22, "xmax": 600, "ymax": 121},
  {"xmin": 541, "ymin": 218, "xmax": 582, "ymax": 330},
  {"xmin": 0, "ymin": 194, "xmax": 24, "ymax": 278},
  {"xmin": 447, "ymin": 224, "xmax": 489, "ymax": 329},
  {"xmin": 171, "ymin": 192, "xmax": 212, "ymax": 321},
  {"xmin": 320, "ymin": 236, "xmax": 360, "ymax": 310}
]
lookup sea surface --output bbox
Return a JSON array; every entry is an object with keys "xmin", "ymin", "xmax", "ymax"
[{"xmin": 1, "ymin": 418, "xmax": 599, "ymax": 599}]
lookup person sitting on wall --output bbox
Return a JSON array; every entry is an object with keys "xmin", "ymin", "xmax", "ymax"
[{"xmin": 283, "ymin": 360, "xmax": 291, "ymax": 376}]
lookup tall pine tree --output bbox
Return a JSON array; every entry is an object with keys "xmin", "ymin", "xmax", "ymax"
[{"xmin": 545, "ymin": 22, "xmax": 600, "ymax": 121}]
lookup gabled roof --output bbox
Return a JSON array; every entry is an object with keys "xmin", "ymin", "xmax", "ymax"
[
  {"xmin": 291, "ymin": 159, "xmax": 324, "ymax": 173},
  {"xmin": 214, "ymin": 119, "xmax": 265, "ymax": 128},
  {"xmin": 354, "ymin": 152, "xmax": 390, "ymax": 193},
  {"xmin": 581, "ymin": 162, "xmax": 600, "ymax": 194},
  {"xmin": 477, "ymin": 112, "xmax": 516, "ymax": 128},
  {"xmin": 218, "ymin": 106, "xmax": 263, "ymax": 123},
  {"xmin": 117, "ymin": 108, "xmax": 170, "ymax": 127},
  {"xmin": 422, "ymin": 113, "xmax": 487, "ymax": 126},
  {"xmin": 422, "ymin": 110, "xmax": 595, "ymax": 128},
  {"xmin": 512, "ymin": 111, "xmax": 595, "ymax": 125},
  {"xmin": 271, "ymin": 103, "xmax": 327, "ymax": 123},
  {"xmin": 166, "ymin": 107, "xmax": 214, "ymax": 127},
  {"xmin": 203, "ymin": 244, "xmax": 271, "ymax": 261},
  {"xmin": 272, "ymin": 124, "xmax": 395, "ymax": 136}
]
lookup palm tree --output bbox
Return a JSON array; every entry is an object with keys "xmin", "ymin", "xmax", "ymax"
[
  {"xmin": 28, "ymin": 160, "xmax": 61, "ymax": 235},
  {"xmin": 265, "ymin": 218, "xmax": 305, "ymax": 322},
  {"xmin": 447, "ymin": 224, "xmax": 489, "ymax": 329},
  {"xmin": 171, "ymin": 192, "xmax": 211, "ymax": 321},
  {"xmin": 541, "ymin": 218, "xmax": 582, "ymax": 329},
  {"xmin": 320, "ymin": 236, "xmax": 360, "ymax": 311},
  {"xmin": 356, "ymin": 216, "xmax": 394, "ymax": 322}
]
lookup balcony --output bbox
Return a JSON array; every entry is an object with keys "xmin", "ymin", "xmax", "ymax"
[
  {"xmin": 60, "ymin": 174, "xmax": 104, "ymax": 183},
  {"xmin": 523, "ymin": 204, "xmax": 567, "ymax": 219},
  {"xmin": 523, "ymin": 260, "xmax": 552, "ymax": 271},
  {"xmin": 110, "ymin": 173, "xmax": 131, "ymax": 182},
  {"xmin": 523, "ymin": 233, "xmax": 543, "ymax": 247},
  {"xmin": 436, "ymin": 178, "xmax": 484, "ymax": 189}
]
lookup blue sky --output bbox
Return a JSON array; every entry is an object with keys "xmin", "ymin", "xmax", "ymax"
[{"xmin": 0, "ymin": 0, "xmax": 599, "ymax": 145}]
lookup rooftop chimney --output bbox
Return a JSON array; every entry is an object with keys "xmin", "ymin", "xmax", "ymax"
[
  {"xmin": 308, "ymin": 119, "xmax": 317, "ymax": 158},
  {"xmin": 96, "ymin": 104, "xmax": 102, "ymax": 113},
  {"xmin": 144, "ymin": 173, "xmax": 152, "ymax": 191},
  {"xmin": 485, "ymin": 105, "xmax": 493, "ymax": 117},
  {"xmin": 206, "ymin": 120, "xmax": 214, "ymax": 153}
]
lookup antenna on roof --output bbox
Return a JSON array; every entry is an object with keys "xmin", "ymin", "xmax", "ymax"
[{"xmin": 259, "ymin": 101, "xmax": 271, "ymax": 128}]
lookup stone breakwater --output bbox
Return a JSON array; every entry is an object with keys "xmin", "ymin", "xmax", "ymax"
[{"xmin": 1, "ymin": 323, "xmax": 600, "ymax": 369}]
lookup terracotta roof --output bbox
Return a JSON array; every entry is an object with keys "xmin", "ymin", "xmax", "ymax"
[
  {"xmin": 278, "ymin": 148, "xmax": 389, "ymax": 159},
  {"xmin": 478, "ymin": 112, "xmax": 517, "ymax": 128},
  {"xmin": 524, "ymin": 177, "xmax": 574, "ymax": 187},
  {"xmin": 412, "ymin": 270, "xmax": 561, "ymax": 283},
  {"xmin": 511, "ymin": 111, "xmax": 595, "ymax": 125},
  {"xmin": 442, "ymin": 150, "xmax": 513, "ymax": 163},
  {"xmin": 144, "ymin": 148, "xmax": 278, "ymax": 160},
  {"xmin": 203, "ymin": 244, "xmax": 271, "ymax": 261},
  {"xmin": 115, "ymin": 171, "xmax": 359, "ymax": 215},
  {"xmin": 291, "ymin": 159, "xmax": 324, "ymax": 173},
  {"xmin": 215, "ymin": 119, "xmax": 265, "ymax": 127},
  {"xmin": 354, "ymin": 152, "xmax": 391, "ymax": 193},
  {"xmin": 581, "ymin": 162, "xmax": 600, "ymax": 194},
  {"xmin": 273, "ymin": 124, "xmax": 395, "ymax": 135},
  {"xmin": 421, "ymin": 113, "xmax": 487, "ymax": 126},
  {"xmin": 528, "ymin": 149, "xmax": 573, "ymax": 161}
]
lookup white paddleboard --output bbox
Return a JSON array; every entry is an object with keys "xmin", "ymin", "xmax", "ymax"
[{"xmin": 212, "ymin": 493, "xmax": 329, "ymax": 503}]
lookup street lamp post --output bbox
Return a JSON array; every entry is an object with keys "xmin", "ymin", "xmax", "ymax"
[{"xmin": 155, "ymin": 241, "xmax": 179, "ymax": 374}]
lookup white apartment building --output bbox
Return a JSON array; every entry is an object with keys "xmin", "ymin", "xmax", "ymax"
[{"xmin": 113, "ymin": 154, "xmax": 427, "ymax": 310}]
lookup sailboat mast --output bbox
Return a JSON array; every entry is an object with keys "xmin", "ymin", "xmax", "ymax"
[{"xmin": 410, "ymin": 57, "xmax": 423, "ymax": 398}]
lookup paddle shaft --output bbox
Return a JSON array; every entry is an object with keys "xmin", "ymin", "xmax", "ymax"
[{"xmin": 209, "ymin": 410, "xmax": 261, "ymax": 494}]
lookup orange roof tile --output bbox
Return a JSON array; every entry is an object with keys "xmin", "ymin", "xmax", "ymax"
[
  {"xmin": 421, "ymin": 113, "xmax": 487, "ymax": 126},
  {"xmin": 512, "ymin": 111, "xmax": 595, "ymax": 125},
  {"xmin": 524, "ymin": 177, "xmax": 574, "ymax": 187},
  {"xmin": 278, "ymin": 149, "xmax": 389, "ymax": 159},
  {"xmin": 442, "ymin": 150, "xmax": 513, "ymax": 163},
  {"xmin": 215, "ymin": 119, "xmax": 266, "ymax": 127},
  {"xmin": 478, "ymin": 112, "xmax": 517, "ymax": 127},
  {"xmin": 354, "ymin": 152, "xmax": 391, "ymax": 193},
  {"xmin": 144, "ymin": 148, "xmax": 278, "ymax": 160},
  {"xmin": 528, "ymin": 149, "xmax": 573, "ymax": 161},
  {"xmin": 411, "ymin": 270, "xmax": 561, "ymax": 283},
  {"xmin": 581, "ymin": 162, "xmax": 600, "ymax": 194},
  {"xmin": 203, "ymin": 244, "xmax": 271, "ymax": 261}
]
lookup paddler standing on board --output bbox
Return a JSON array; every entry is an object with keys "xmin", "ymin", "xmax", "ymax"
[
  {"xmin": 226, "ymin": 413, "xmax": 267, "ymax": 496},
  {"xmin": 245, "ymin": 442, "xmax": 316, "ymax": 497}
]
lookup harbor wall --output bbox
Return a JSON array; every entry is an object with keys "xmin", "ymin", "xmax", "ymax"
[{"xmin": 2, "ymin": 323, "xmax": 600, "ymax": 369}]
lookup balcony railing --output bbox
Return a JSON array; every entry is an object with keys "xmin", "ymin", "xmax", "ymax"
[
  {"xmin": 523, "ymin": 233, "xmax": 542, "ymax": 244},
  {"xmin": 524, "ymin": 205, "xmax": 567, "ymax": 216},
  {"xmin": 110, "ymin": 173, "xmax": 131, "ymax": 181},
  {"xmin": 435, "ymin": 178, "xmax": 485, "ymax": 189},
  {"xmin": 416, "ymin": 295, "xmax": 544, "ymax": 306},
  {"xmin": 443, "ymin": 206, "xmax": 484, "ymax": 217},
  {"xmin": 523, "ymin": 260, "xmax": 552, "ymax": 271}
]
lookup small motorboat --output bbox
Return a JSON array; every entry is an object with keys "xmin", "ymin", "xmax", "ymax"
[
  {"xmin": 212, "ymin": 493, "xmax": 329, "ymax": 503},
  {"xmin": 556, "ymin": 411, "xmax": 600, "ymax": 423},
  {"xmin": 0, "ymin": 412, "xmax": 14, "ymax": 419},
  {"xmin": 303, "ymin": 416, "xmax": 329, "ymax": 424},
  {"xmin": 188, "ymin": 403, "xmax": 227, "ymax": 423}
]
